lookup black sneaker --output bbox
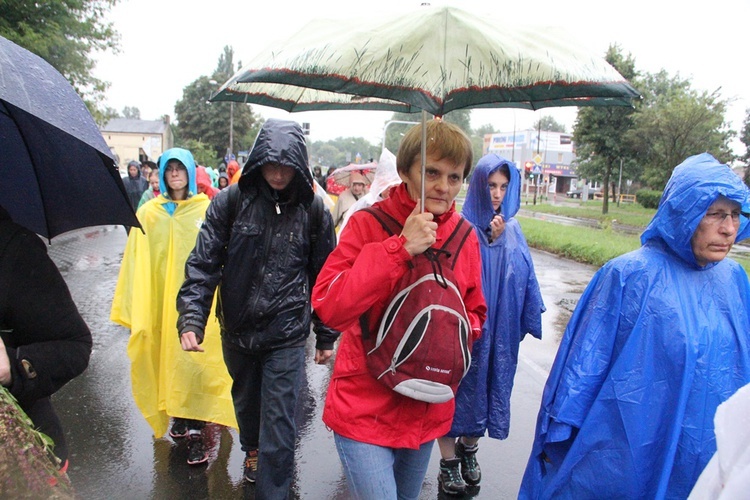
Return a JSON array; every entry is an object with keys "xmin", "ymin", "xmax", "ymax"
[
  {"xmin": 243, "ymin": 449, "xmax": 258, "ymax": 483},
  {"xmin": 456, "ymin": 440, "xmax": 481, "ymax": 486},
  {"xmin": 169, "ymin": 418, "xmax": 189, "ymax": 439},
  {"xmin": 186, "ymin": 434, "xmax": 208, "ymax": 465},
  {"xmin": 438, "ymin": 457, "xmax": 466, "ymax": 496}
]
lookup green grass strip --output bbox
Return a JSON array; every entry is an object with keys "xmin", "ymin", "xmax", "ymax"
[
  {"xmin": 519, "ymin": 199, "xmax": 655, "ymax": 228},
  {"xmin": 518, "ymin": 215, "xmax": 750, "ymax": 274},
  {"xmin": 518, "ymin": 216, "xmax": 640, "ymax": 268}
]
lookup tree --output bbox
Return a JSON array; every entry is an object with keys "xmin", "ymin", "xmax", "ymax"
[
  {"xmin": 628, "ymin": 71, "xmax": 733, "ymax": 190},
  {"xmin": 471, "ymin": 123, "xmax": 496, "ymax": 172},
  {"xmin": 740, "ymin": 109, "xmax": 750, "ymax": 187},
  {"xmin": 101, "ymin": 106, "xmax": 120, "ymax": 122},
  {"xmin": 384, "ymin": 112, "xmax": 422, "ymax": 152},
  {"xmin": 174, "ymin": 47, "xmax": 262, "ymax": 161},
  {"xmin": 443, "ymin": 109, "xmax": 472, "ymax": 133},
  {"xmin": 534, "ymin": 116, "xmax": 567, "ymax": 133},
  {"xmin": 309, "ymin": 137, "xmax": 380, "ymax": 167},
  {"xmin": 176, "ymin": 139, "xmax": 219, "ymax": 168},
  {"xmin": 573, "ymin": 45, "xmax": 639, "ymax": 214},
  {"xmin": 383, "ymin": 109, "xmax": 473, "ymax": 153},
  {"xmin": 0, "ymin": 0, "xmax": 120, "ymax": 116},
  {"xmin": 122, "ymin": 106, "xmax": 141, "ymax": 120}
]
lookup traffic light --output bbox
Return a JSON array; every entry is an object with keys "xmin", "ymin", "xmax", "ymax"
[
  {"xmin": 524, "ymin": 161, "xmax": 534, "ymax": 179},
  {"xmin": 302, "ymin": 122, "xmax": 310, "ymax": 136}
]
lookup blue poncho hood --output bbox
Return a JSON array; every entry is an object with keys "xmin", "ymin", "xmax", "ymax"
[
  {"xmin": 158, "ymin": 148, "xmax": 198, "ymax": 216},
  {"xmin": 463, "ymin": 154, "xmax": 521, "ymax": 228},
  {"xmin": 641, "ymin": 153, "xmax": 750, "ymax": 268},
  {"xmin": 520, "ymin": 153, "xmax": 750, "ymax": 500}
]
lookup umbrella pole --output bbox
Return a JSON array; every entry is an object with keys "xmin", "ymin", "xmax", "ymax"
[{"xmin": 420, "ymin": 110, "xmax": 427, "ymax": 213}]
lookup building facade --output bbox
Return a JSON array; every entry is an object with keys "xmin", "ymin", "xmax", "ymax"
[
  {"xmin": 483, "ymin": 129, "xmax": 577, "ymax": 195},
  {"xmin": 101, "ymin": 117, "xmax": 174, "ymax": 173}
]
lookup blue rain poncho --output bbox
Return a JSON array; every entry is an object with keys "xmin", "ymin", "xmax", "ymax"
[
  {"xmin": 520, "ymin": 153, "xmax": 750, "ymax": 499},
  {"xmin": 450, "ymin": 154, "xmax": 545, "ymax": 439}
]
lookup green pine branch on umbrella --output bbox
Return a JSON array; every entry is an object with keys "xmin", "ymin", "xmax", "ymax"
[{"xmin": 0, "ymin": 386, "xmax": 74, "ymax": 499}]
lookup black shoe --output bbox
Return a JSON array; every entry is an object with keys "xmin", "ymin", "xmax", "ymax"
[
  {"xmin": 438, "ymin": 458, "xmax": 466, "ymax": 496},
  {"xmin": 456, "ymin": 440, "xmax": 481, "ymax": 486},
  {"xmin": 186, "ymin": 434, "xmax": 208, "ymax": 465},
  {"xmin": 169, "ymin": 418, "xmax": 189, "ymax": 439},
  {"xmin": 243, "ymin": 449, "xmax": 258, "ymax": 483}
]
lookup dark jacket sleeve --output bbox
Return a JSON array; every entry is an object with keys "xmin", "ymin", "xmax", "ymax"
[
  {"xmin": 176, "ymin": 188, "xmax": 233, "ymax": 342},
  {"xmin": 309, "ymin": 202, "xmax": 340, "ymax": 350},
  {"xmin": 1, "ymin": 230, "xmax": 92, "ymax": 406}
]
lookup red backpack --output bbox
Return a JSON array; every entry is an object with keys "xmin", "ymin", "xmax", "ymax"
[{"xmin": 359, "ymin": 207, "xmax": 474, "ymax": 403}]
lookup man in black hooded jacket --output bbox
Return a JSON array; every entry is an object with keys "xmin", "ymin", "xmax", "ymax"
[{"xmin": 177, "ymin": 119, "xmax": 338, "ymax": 499}]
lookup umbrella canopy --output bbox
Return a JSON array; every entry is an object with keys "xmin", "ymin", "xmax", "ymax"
[
  {"xmin": 213, "ymin": 5, "xmax": 640, "ymax": 114},
  {"xmin": 0, "ymin": 36, "xmax": 139, "ymax": 239},
  {"xmin": 332, "ymin": 162, "xmax": 376, "ymax": 187}
]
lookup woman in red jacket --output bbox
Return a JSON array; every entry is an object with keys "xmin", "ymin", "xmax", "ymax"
[{"xmin": 312, "ymin": 120, "xmax": 486, "ymax": 500}]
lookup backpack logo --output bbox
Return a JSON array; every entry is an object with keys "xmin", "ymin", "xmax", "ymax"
[{"xmin": 361, "ymin": 208, "xmax": 473, "ymax": 403}]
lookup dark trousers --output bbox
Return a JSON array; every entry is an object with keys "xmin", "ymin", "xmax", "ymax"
[{"xmin": 222, "ymin": 341, "xmax": 305, "ymax": 500}]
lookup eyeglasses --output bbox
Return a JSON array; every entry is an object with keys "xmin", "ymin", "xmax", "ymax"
[
  {"xmin": 165, "ymin": 164, "xmax": 187, "ymax": 173},
  {"xmin": 704, "ymin": 211, "xmax": 741, "ymax": 226}
]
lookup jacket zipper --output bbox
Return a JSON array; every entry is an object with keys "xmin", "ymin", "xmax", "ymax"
[{"xmin": 249, "ymin": 200, "xmax": 281, "ymax": 330}]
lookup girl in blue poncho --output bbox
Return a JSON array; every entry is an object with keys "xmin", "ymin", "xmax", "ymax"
[{"xmin": 436, "ymin": 154, "xmax": 545, "ymax": 495}]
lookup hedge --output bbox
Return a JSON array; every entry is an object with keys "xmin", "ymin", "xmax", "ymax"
[{"xmin": 636, "ymin": 189, "xmax": 663, "ymax": 209}]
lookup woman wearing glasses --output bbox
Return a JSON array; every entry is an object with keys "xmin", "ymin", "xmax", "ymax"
[{"xmin": 520, "ymin": 153, "xmax": 750, "ymax": 499}]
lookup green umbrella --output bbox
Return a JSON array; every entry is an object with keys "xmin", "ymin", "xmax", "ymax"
[{"xmin": 213, "ymin": 5, "xmax": 639, "ymax": 207}]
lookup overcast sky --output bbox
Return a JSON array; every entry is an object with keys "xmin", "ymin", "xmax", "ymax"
[{"xmin": 95, "ymin": 0, "xmax": 749, "ymax": 154}]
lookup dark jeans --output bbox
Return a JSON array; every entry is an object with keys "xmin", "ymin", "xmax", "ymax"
[{"xmin": 222, "ymin": 341, "xmax": 305, "ymax": 500}]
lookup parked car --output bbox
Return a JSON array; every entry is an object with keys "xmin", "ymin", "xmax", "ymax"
[{"xmin": 566, "ymin": 187, "xmax": 601, "ymax": 200}]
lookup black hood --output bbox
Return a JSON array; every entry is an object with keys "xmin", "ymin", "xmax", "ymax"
[{"xmin": 240, "ymin": 119, "xmax": 314, "ymax": 205}]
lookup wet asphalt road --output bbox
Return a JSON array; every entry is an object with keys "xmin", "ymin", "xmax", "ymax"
[{"xmin": 46, "ymin": 225, "xmax": 597, "ymax": 499}]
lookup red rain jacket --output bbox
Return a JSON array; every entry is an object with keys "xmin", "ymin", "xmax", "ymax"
[{"xmin": 312, "ymin": 184, "xmax": 486, "ymax": 449}]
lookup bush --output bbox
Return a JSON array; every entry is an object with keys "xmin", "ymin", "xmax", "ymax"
[{"xmin": 636, "ymin": 189, "xmax": 663, "ymax": 209}]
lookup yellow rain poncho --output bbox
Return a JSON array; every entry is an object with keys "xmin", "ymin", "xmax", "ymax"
[{"xmin": 111, "ymin": 194, "xmax": 237, "ymax": 437}]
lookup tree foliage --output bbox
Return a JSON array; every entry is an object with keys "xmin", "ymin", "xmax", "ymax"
[
  {"xmin": 309, "ymin": 137, "xmax": 380, "ymax": 167},
  {"xmin": 738, "ymin": 109, "xmax": 750, "ymax": 187},
  {"xmin": 472, "ymin": 123, "xmax": 496, "ymax": 171},
  {"xmin": 0, "ymin": 0, "xmax": 120, "ymax": 117},
  {"xmin": 574, "ymin": 45, "xmax": 639, "ymax": 214},
  {"xmin": 176, "ymin": 139, "xmax": 218, "ymax": 168},
  {"xmin": 122, "ymin": 106, "xmax": 140, "ymax": 119},
  {"xmin": 382, "ymin": 109, "xmax": 473, "ymax": 154},
  {"xmin": 534, "ymin": 115, "xmax": 567, "ymax": 133},
  {"xmin": 174, "ymin": 46, "xmax": 262, "ymax": 163},
  {"xmin": 383, "ymin": 112, "xmax": 422, "ymax": 152},
  {"xmin": 628, "ymin": 71, "xmax": 733, "ymax": 189}
]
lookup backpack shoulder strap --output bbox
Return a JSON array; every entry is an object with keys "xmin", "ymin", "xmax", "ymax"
[
  {"xmin": 226, "ymin": 183, "xmax": 242, "ymax": 229},
  {"xmin": 361, "ymin": 206, "xmax": 403, "ymax": 237},
  {"xmin": 440, "ymin": 217, "xmax": 474, "ymax": 270},
  {"xmin": 309, "ymin": 194, "xmax": 324, "ymax": 246}
]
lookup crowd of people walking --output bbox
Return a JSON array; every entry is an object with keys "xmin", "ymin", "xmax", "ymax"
[{"xmin": 6, "ymin": 117, "xmax": 750, "ymax": 500}]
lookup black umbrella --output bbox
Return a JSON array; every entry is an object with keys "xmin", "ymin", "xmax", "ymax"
[{"xmin": 0, "ymin": 35, "xmax": 139, "ymax": 239}]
